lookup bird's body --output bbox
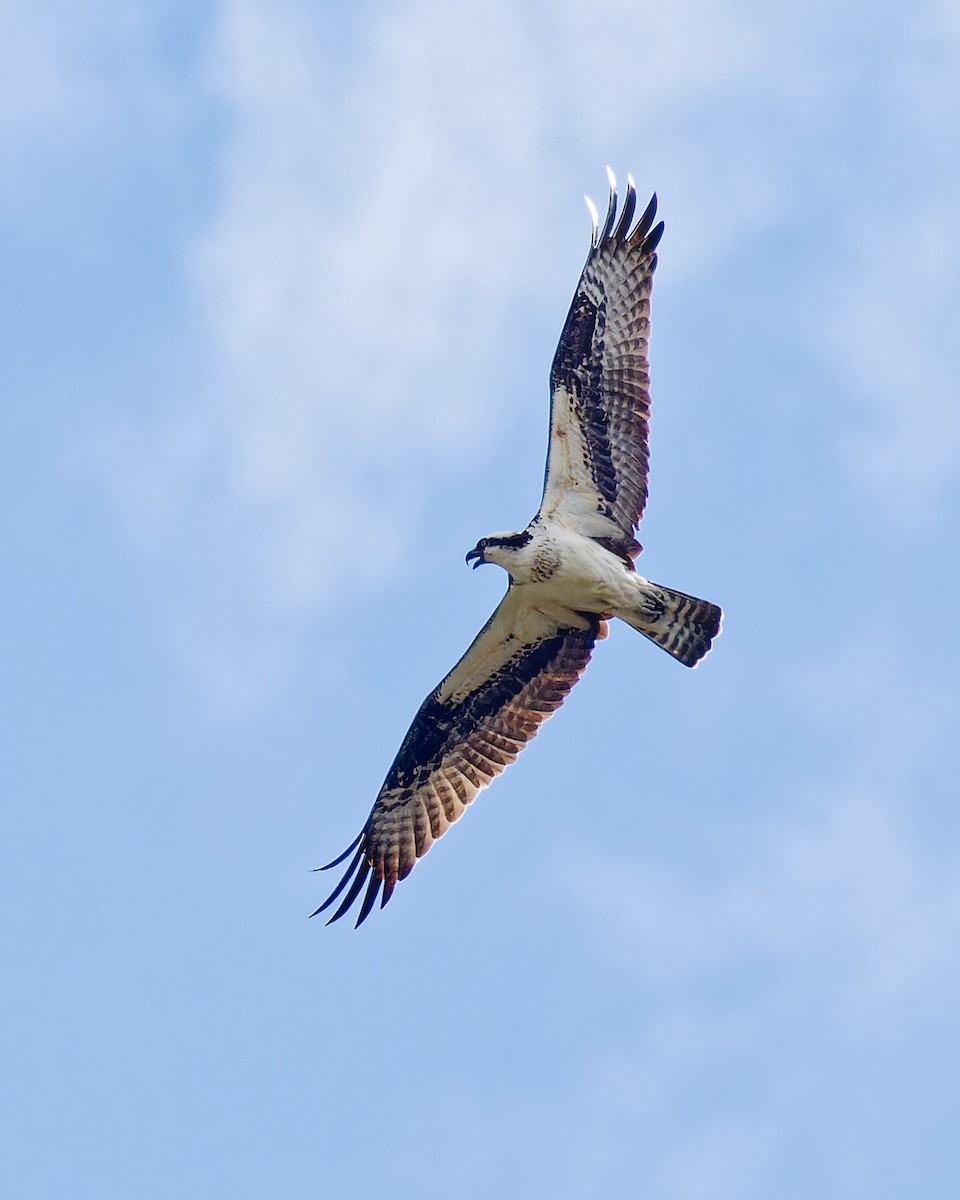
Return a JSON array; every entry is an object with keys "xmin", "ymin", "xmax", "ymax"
[
  {"xmin": 315, "ymin": 171, "xmax": 722, "ymax": 926},
  {"xmin": 479, "ymin": 524, "xmax": 629, "ymax": 621},
  {"xmin": 468, "ymin": 521, "xmax": 709, "ymax": 654}
]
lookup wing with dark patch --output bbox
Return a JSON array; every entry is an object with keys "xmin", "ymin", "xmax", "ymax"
[
  {"xmin": 539, "ymin": 171, "xmax": 663, "ymax": 557},
  {"xmin": 314, "ymin": 594, "xmax": 606, "ymax": 927}
]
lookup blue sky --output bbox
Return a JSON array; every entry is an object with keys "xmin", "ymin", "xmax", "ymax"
[{"xmin": 3, "ymin": 2, "xmax": 959, "ymax": 1196}]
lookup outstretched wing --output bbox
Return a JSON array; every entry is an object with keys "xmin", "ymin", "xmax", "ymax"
[
  {"xmin": 539, "ymin": 170, "xmax": 664, "ymax": 561},
  {"xmin": 314, "ymin": 591, "xmax": 606, "ymax": 927}
]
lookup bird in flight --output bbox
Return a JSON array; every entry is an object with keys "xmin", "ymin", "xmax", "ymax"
[{"xmin": 315, "ymin": 169, "xmax": 721, "ymax": 926}]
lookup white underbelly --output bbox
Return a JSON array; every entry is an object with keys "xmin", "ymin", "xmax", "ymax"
[{"xmin": 520, "ymin": 531, "xmax": 640, "ymax": 615}]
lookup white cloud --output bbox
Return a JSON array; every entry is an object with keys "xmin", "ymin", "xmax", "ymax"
[
  {"xmin": 115, "ymin": 1, "xmax": 802, "ymax": 639},
  {"xmin": 824, "ymin": 198, "xmax": 960, "ymax": 525},
  {"xmin": 519, "ymin": 600, "xmax": 960, "ymax": 1195},
  {"xmin": 787, "ymin": 629, "xmax": 954, "ymax": 791},
  {"xmin": 0, "ymin": 4, "xmax": 103, "ymax": 139},
  {"xmin": 94, "ymin": 0, "xmax": 960, "ymax": 708},
  {"xmin": 524, "ymin": 779, "xmax": 959, "ymax": 1198},
  {"xmin": 813, "ymin": 11, "xmax": 960, "ymax": 523},
  {"xmin": 561, "ymin": 619, "xmax": 958, "ymax": 1014},
  {"xmin": 0, "ymin": 4, "xmax": 188, "ymax": 176},
  {"xmin": 568, "ymin": 790, "xmax": 959, "ymax": 1016},
  {"xmin": 167, "ymin": 0, "xmax": 550, "ymax": 613}
]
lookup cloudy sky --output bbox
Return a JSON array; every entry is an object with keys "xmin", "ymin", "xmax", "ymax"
[{"xmin": 3, "ymin": 2, "xmax": 959, "ymax": 1196}]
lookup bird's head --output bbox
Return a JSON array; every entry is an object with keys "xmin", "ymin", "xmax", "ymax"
[{"xmin": 465, "ymin": 530, "xmax": 533, "ymax": 570}]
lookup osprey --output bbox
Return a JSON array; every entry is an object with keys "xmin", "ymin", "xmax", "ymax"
[{"xmin": 315, "ymin": 170, "xmax": 721, "ymax": 926}]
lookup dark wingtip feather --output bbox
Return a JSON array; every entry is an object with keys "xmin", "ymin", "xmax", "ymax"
[
  {"xmin": 613, "ymin": 177, "xmax": 637, "ymax": 243},
  {"xmin": 600, "ymin": 167, "xmax": 618, "ymax": 241},
  {"xmin": 628, "ymin": 193, "xmax": 658, "ymax": 245},
  {"xmin": 316, "ymin": 830, "xmax": 364, "ymax": 872},
  {"xmin": 310, "ymin": 845, "xmax": 365, "ymax": 918},
  {"xmin": 355, "ymin": 872, "xmax": 383, "ymax": 928},
  {"xmin": 642, "ymin": 218, "xmax": 664, "ymax": 256},
  {"xmin": 380, "ymin": 874, "xmax": 398, "ymax": 909},
  {"xmin": 325, "ymin": 858, "xmax": 372, "ymax": 925}
]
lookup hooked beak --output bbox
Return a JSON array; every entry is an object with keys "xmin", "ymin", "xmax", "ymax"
[{"xmin": 465, "ymin": 546, "xmax": 485, "ymax": 569}]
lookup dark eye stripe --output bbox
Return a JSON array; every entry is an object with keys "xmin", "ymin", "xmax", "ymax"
[{"xmin": 486, "ymin": 531, "xmax": 532, "ymax": 550}]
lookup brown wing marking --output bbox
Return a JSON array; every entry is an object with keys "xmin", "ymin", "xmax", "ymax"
[
  {"xmin": 313, "ymin": 612, "xmax": 606, "ymax": 926},
  {"xmin": 541, "ymin": 173, "xmax": 663, "ymax": 553}
]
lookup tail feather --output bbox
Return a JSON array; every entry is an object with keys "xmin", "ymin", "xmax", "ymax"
[{"xmin": 622, "ymin": 582, "xmax": 722, "ymax": 667}]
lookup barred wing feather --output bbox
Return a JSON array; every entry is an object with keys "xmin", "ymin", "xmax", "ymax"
[
  {"xmin": 540, "ymin": 171, "xmax": 663, "ymax": 561},
  {"xmin": 314, "ymin": 592, "xmax": 606, "ymax": 926}
]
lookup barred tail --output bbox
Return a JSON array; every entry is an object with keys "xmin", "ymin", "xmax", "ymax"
[{"xmin": 622, "ymin": 582, "xmax": 722, "ymax": 667}]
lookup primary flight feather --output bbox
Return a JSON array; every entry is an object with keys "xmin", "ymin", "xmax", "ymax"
[{"xmin": 315, "ymin": 170, "xmax": 722, "ymax": 927}]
